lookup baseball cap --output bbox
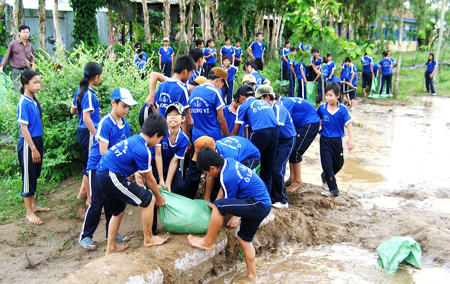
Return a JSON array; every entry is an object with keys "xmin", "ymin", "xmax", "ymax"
[
  {"xmin": 163, "ymin": 37, "xmax": 170, "ymax": 42},
  {"xmin": 189, "ymin": 76, "xmax": 207, "ymax": 86},
  {"xmin": 209, "ymin": 67, "xmax": 229, "ymax": 87},
  {"xmin": 255, "ymin": 85, "xmax": 275, "ymax": 98},
  {"xmin": 110, "ymin": 88, "xmax": 138, "ymax": 106},
  {"xmin": 165, "ymin": 102, "xmax": 185, "ymax": 117},
  {"xmin": 242, "ymin": 74, "xmax": 257, "ymax": 85},
  {"xmin": 192, "ymin": 136, "xmax": 216, "ymax": 162},
  {"xmin": 235, "ymin": 85, "xmax": 255, "ymax": 98}
]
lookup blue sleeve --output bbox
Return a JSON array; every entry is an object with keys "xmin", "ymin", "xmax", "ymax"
[
  {"xmin": 317, "ymin": 105, "xmax": 323, "ymax": 119},
  {"xmin": 236, "ymin": 104, "xmax": 247, "ymax": 124},
  {"xmin": 96, "ymin": 119, "xmax": 112, "ymax": 143},
  {"xmin": 179, "ymin": 86, "xmax": 189, "ymax": 108},
  {"xmin": 142, "ymin": 52, "xmax": 148, "ymax": 62},
  {"xmin": 169, "ymin": 47, "xmax": 174, "ymax": 56},
  {"xmin": 222, "ymin": 162, "xmax": 239, "ymax": 199},
  {"xmin": 135, "ymin": 146, "xmax": 153, "ymax": 173},
  {"xmin": 214, "ymin": 89, "xmax": 225, "ymax": 110},
  {"xmin": 204, "ymin": 49, "xmax": 210, "ymax": 56},
  {"xmin": 250, "ymin": 42, "xmax": 256, "ymax": 50},
  {"xmin": 317, "ymin": 58, "xmax": 322, "ymax": 65},
  {"xmin": 231, "ymin": 47, "xmax": 235, "ymax": 55},
  {"xmin": 232, "ymin": 66, "xmax": 238, "ymax": 74},
  {"xmin": 17, "ymin": 100, "xmax": 30, "ymax": 124},
  {"xmin": 175, "ymin": 135, "xmax": 189, "ymax": 159},
  {"xmin": 81, "ymin": 91, "xmax": 94, "ymax": 113},
  {"xmin": 158, "ymin": 47, "xmax": 163, "ymax": 56},
  {"xmin": 220, "ymin": 47, "xmax": 224, "ymax": 55},
  {"xmin": 343, "ymin": 108, "xmax": 353, "ymax": 125}
]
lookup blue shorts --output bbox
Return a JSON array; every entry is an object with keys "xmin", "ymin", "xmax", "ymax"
[
  {"xmin": 289, "ymin": 122, "xmax": 319, "ymax": 163},
  {"xmin": 214, "ymin": 198, "xmax": 271, "ymax": 242},
  {"xmin": 96, "ymin": 170, "xmax": 153, "ymax": 216}
]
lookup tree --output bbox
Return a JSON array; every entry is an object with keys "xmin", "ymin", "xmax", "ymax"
[
  {"xmin": 186, "ymin": 0, "xmax": 195, "ymax": 46},
  {"xmin": 70, "ymin": 0, "xmax": 102, "ymax": 46},
  {"xmin": 38, "ymin": 0, "xmax": 46, "ymax": 50},
  {"xmin": 163, "ymin": 0, "xmax": 170, "ymax": 37},
  {"xmin": 435, "ymin": 0, "xmax": 448, "ymax": 78},
  {"xmin": 53, "ymin": 0, "xmax": 64, "ymax": 52},
  {"xmin": 0, "ymin": 0, "xmax": 6, "ymax": 15},
  {"xmin": 393, "ymin": 3, "xmax": 405, "ymax": 98},
  {"xmin": 142, "ymin": 0, "xmax": 151, "ymax": 42},
  {"xmin": 12, "ymin": 0, "xmax": 24, "ymax": 40},
  {"xmin": 177, "ymin": 0, "xmax": 188, "ymax": 43}
]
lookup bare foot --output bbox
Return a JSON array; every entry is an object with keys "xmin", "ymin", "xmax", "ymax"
[
  {"xmin": 143, "ymin": 235, "xmax": 169, "ymax": 247},
  {"xmin": 32, "ymin": 205, "xmax": 51, "ymax": 212},
  {"xmin": 285, "ymin": 179, "xmax": 293, "ymax": 187},
  {"xmin": 286, "ymin": 181, "xmax": 303, "ymax": 193},
  {"xmin": 247, "ymin": 274, "xmax": 258, "ymax": 281},
  {"xmin": 226, "ymin": 216, "xmax": 241, "ymax": 228},
  {"xmin": 105, "ymin": 244, "xmax": 128, "ymax": 255},
  {"xmin": 26, "ymin": 213, "xmax": 43, "ymax": 225},
  {"xmin": 187, "ymin": 235, "xmax": 214, "ymax": 250},
  {"xmin": 77, "ymin": 188, "xmax": 87, "ymax": 200}
]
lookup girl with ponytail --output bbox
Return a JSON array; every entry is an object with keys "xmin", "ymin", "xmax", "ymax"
[
  {"xmin": 69, "ymin": 62, "xmax": 103, "ymax": 205},
  {"xmin": 17, "ymin": 70, "xmax": 50, "ymax": 225}
]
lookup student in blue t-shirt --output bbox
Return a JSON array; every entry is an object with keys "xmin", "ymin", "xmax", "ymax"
[
  {"xmin": 220, "ymin": 55, "xmax": 238, "ymax": 105},
  {"xmin": 184, "ymin": 67, "xmax": 230, "ymax": 198},
  {"xmin": 387, "ymin": 50, "xmax": 397, "ymax": 67},
  {"xmin": 188, "ymin": 147, "xmax": 272, "ymax": 281},
  {"xmin": 425, "ymin": 53, "xmax": 437, "ymax": 95},
  {"xmin": 17, "ymin": 70, "xmax": 50, "ymax": 225},
  {"xmin": 220, "ymin": 36, "xmax": 235, "ymax": 66},
  {"xmin": 233, "ymin": 38, "xmax": 243, "ymax": 67},
  {"xmin": 203, "ymin": 39, "xmax": 217, "ymax": 77},
  {"xmin": 326, "ymin": 53, "xmax": 336, "ymax": 79},
  {"xmin": 343, "ymin": 57, "xmax": 358, "ymax": 110},
  {"xmin": 222, "ymin": 92, "xmax": 248, "ymax": 138},
  {"xmin": 256, "ymin": 86, "xmax": 296, "ymax": 209},
  {"xmin": 191, "ymin": 135, "xmax": 261, "ymax": 203},
  {"xmin": 96, "ymin": 113, "xmax": 169, "ymax": 255},
  {"xmin": 159, "ymin": 37, "xmax": 174, "ymax": 77},
  {"xmin": 379, "ymin": 51, "xmax": 393, "ymax": 95},
  {"xmin": 244, "ymin": 61, "xmax": 270, "ymax": 89},
  {"xmin": 313, "ymin": 56, "xmax": 329, "ymax": 102},
  {"xmin": 134, "ymin": 42, "xmax": 148, "ymax": 79},
  {"xmin": 317, "ymin": 82, "xmax": 354, "ymax": 197},
  {"xmin": 231, "ymin": 85, "xmax": 280, "ymax": 194},
  {"xmin": 289, "ymin": 48, "xmax": 307, "ymax": 98},
  {"xmin": 279, "ymin": 96, "xmax": 320, "ymax": 192},
  {"xmin": 281, "ymin": 40, "xmax": 291, "ymax": 80},
  {"xmin": 361, "ymin": 52, "xmax": 374, "ymax": 97},
  {"xmin": 79, "ymin": 88, "xmax": 137, "ymax": 250},
  {"xmin": 372, "ymin": 62, "xmax": 380, "ymax": 78},
  {"xmin": 247, "ymin": 32, "xmax": 265, "ymax": 70},
  {"xmin": 188, "ymin": 48, "xmax": 205, "ymax": 84},
  {"xmin": 70, "ymin": 62, "xmax": 103, "ymax": 206}
]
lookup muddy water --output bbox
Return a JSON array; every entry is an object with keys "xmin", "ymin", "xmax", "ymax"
[{"xmin": 210, "ymin": 96, "xmax": 450, "ymax": 283}]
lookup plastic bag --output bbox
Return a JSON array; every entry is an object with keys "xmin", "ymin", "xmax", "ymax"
[
  {"xmin": 159, "ymin": 188, "xmax": 212, "ymax": 234},
  {"xmin": 371, "ymin": 77, "xmax": 379, "ymax": 93},
  {"xmin": 305, "ymin": 82, "xmax": 317, "ymax": 105},
  {"xmin": 376, "ymin": 236, "xmax": 422, "ymax": 273}
]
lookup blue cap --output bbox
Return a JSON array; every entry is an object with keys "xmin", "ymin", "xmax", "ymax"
[{"xmin": 110, "ymin": 88, "xmax": 138, "ymax": 106}]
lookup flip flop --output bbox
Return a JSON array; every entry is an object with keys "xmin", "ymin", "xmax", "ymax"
[
  {"xmin": 79, "ymin": 236, "xmax": 97, "ymax": 250},
  {"xmin": 110, "ymin": 233, "xmax": 130, "ymax": 243}
]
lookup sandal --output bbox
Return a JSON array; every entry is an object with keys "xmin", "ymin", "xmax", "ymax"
[
  {"xmin": 105, "ymin": 233, "xmax": 130, "ymax": 243},
  {"xmin": 79, "ymin": 236, "xmax": 97, "ymax": 250}
]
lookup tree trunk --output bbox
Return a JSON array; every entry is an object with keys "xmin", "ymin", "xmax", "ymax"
[
  {"xmin": 199, "ymin": 1, "xmax": 205, "ymax": 39},
  {"xmin": 204, "ymin": 2, "xmax": 211, "ymax": 40},
  {"xmin": 265, "ymin": 14, "xmax": 270, "ymax": 41},
  {"xmin": 38, "ymin": 0, "xmax": 46, "ymax": 50},
  {"xmin": 211, "ymin": 0, "xmax": 218, "ymax": 40},
  {"xmin": 163, "ymin": 0, "xmax": 171, "ymax": 38},
  {"xmin": 186, "ymin": 0, "xmax": 195, "ymax": 46},
  {"xmin": 0, "ymin": 0, "xmax": 6, "ymax": 15},
  {"xmin": 114, "ymin": 4, "xmax": 128, "ymax": 44},
  {"xmin": 12, "ymin": 0, "xmax": 24, "ymax": 40},
  {"xmin": 107, "ymin": 5, "xmax": 114, "ymax": 45},
  {"xmin": 435, "ymin": 0, "xmax": 447, "ymax": 78},
  {"xmin": 142, "ymin": 0, "xmax": 151, "ymax": 42},
  {"xmin": 242, "ymin": 18, "xmax": 247, "ymax": 39},
  {"xmin": 340, "ymin": 23, "xmax": 348, "ymax": 39},
  {"xmin": 177, "ymin": 0, "xmax": 188, "ymax": 43},
  {"xmin": 393, "ymin": 5, "xmax": 404, "ymax": 99},
  {"xmin": 254, "ymin": 11, "xmax": 264, "ymax": 35},
  {"xmin": 53, "ymin": 0, "xmax": 64, "ymax": 52}
]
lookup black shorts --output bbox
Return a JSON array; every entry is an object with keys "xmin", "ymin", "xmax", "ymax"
[
  {"xmin": 289, "ymin": 122, "xmax": 320, "ymax": 163},
  {"xmin": 349, "ymin": 89, "xmax": 356, "ymax": 100},
  {"xmin": 362, "ymin": 71, "xmax": 372, "ymax": 88},
  {"xmin": 255, "ymin": 58, "xmax": 263, "ymax": 70},
  {"xmin": 97, "ymin": 170, "xmax": 153, "ymax": 216}
]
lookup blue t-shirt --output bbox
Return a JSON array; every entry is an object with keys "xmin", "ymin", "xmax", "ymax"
[
  {"xmin": 340, "ymin": 62, "xmax": 350, "ymax": 80},
  {"xmin": 280, "ymin": 97, "xmax": 320, "ymax": 128},
  {"xmin": 299, "ymin": 42, "xmax": 310, "ymax": 51},
  {"xmin": 97, "ymin": 134, "xmax": 153, "ymax": 177},
  {"xmin": 234, "ymin": 47, "xmax": 242, "ymax": 60},
  {"xmin": 372, "ymin": 63, "xmax": 380, "ymax": 76},
  {"xmin": 87, "ymin": 113, "xmax": 131, "ymax": 171},
  {"xmin": 236, "ymin": 97, "xmax": 278, "ymax": 131},
  {"xmin": 154, "ymin": 78, "xmax": 190, "ymax": 116},
  {"xmin": 220, "ymin": 158, "xmax": 271, "ymax": 206},
  {"xmin": 291, "ymin": 60, "xmax": 306, "ymax": 80},
  {"xmin": 327, "ymin": 61, "xmax": 336, "ymax": 78},
  {"xmin": 216, "ymin": 136, "xmax": 260, "ymax": 162},
  {"xmin": 188, "ymin": 68, "xmax": 202, "ymax": 83},
  {"xmin": 17, "ymin": 95, "xmax": 43, "ymax": 138},
  {"xmin": 189, "ymin": 83, "xmax": 226, "ymax": 142},
  {"xmin": 159, "ymin": 46, "xmax": 174, "ymax": 62},
  {"xmin": 311, "ymin": 57, "xmax": 321, "ymax": 67},
  {"xmin": 220, "ymin": 46, "xmax": 235, "ymax": 58},
  {"xmin": 380, "ymin": 58, "xmax": 393, "ymax": 75},
  {"xmin": 220, "ymin": 64, "xmax": 238, "ymax": 82},
  {"xmin": 153, "ymin": 129, "xmax": 189, "ymax": 167},
  {"xmin": 249, "ymin": 41, "xmax": 265, "ymax": 59},
  {"xmin": 361, "ymin": 55, "xmax": 373, "ymax": 73},
  {"xmin": 426, "ymin": 60, "xmax": 437, "ymax": 72},
  {"xmin": 223, "ymin": 106, "xmax": 246, "ymax": 138},
  {"xmin": 72, "ymin": 88, "xmax": 101, "ymax": 129},
  {"xmin": 204, "ymin": 48, "xmax": 216, "ymax": 64},
  {"xmin": 317, "ymin": 102, "xmax": 353, "ymax": 138},
  {"xmin": 321, "ymin": 63, "xmax": 330, "ymax": 78},
  {"xmin": 349, "ymin": 63, "xmax": 357, "ymax": 86},
  {"xmin": 282, "ymin": 48, "xmax": 290, "ymax": 62},
  {"xmin": 273, "ymin": 102, "xmax": 296, "ymax": 139},
  {"xmin": 250, "ymin": 71, "xmax": 267, "ymax": 88},
  {"xmin": 135, "ymin": 52, "xmax": 148, "ymax": 71}
]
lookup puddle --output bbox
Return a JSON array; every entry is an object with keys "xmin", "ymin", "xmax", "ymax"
[{"xmin": 208, "ymin": 244, "xmax": 450, "ymax": 284}]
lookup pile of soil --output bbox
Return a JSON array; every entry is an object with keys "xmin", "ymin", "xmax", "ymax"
[{"xmin": 1, "ymin": 178, "xmax": 449, "ymax": 283}]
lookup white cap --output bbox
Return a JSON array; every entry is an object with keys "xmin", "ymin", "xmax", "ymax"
[
  {"xmin": 163, "ymin": 37, "xmax": 170, "ymax": 42},
  {"xmin": 110, "ymin": 87, "xmax": 138, "ymax": 106}
]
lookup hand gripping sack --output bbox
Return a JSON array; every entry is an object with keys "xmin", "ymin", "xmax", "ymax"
[{"xmin": 159, "ymin": 188, "xmax": 212, "ymax": 234}]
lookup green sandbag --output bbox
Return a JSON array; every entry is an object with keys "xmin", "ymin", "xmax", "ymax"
[
  {"xmin": 376, "ymin": 236, "xmax": 422, "ymax": 273},
  {"xmin": 371, "ymin": 77, "xmax": 379, "ymax": 93},
  {"xmin": 254, "ymin": 164, "xmax": 261, "ymax": 176},
  {"xmin": 305, "ymin": 82, "xmax": 317, "ymax": 105},
  {"xmin": 159, "ymin": 188, "xmax": 212, "ymax": 234}
]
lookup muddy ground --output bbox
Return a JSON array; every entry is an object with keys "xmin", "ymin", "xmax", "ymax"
[{"xmin": 0, "ymin": 178, "xmax": 449, "ymax": 283}]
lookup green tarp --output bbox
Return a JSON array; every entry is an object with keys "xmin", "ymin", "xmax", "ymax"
[
  {"xmin": 305, "ymin": 82, "xmax": 317, "ymax": 105},
  {"xmin": 159, "ymin": 188, "xmax": 212, "ymax": 234},
  {"xmin": 368, "ymin": 77, "xmax": 393, "ymax": 99},
  {"xmin": 376, "ymin": 236, "xmax": 422, "ymax": 273}
]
